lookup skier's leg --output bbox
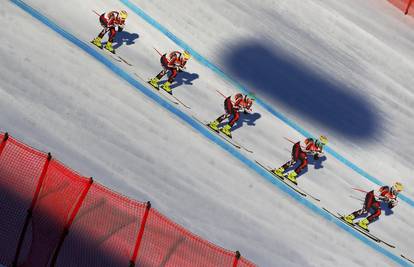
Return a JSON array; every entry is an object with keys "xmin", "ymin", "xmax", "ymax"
[
  {"xmin": 98, "ymin": 28, "xmax": 108, "ymax": 39},
  {"xmin": 108, "ymin": 28, "xmax": 117, "ymax": 43},
  {"xmin": 150, "ymin": 55, "xmax": 169, "ymax": 87},
  {"xmin": 356, "ymin": 191, "xmax": 377, "ymax": 230},
  {"xmin": 363, "ymin": 191, "xmax": 375, "ymax": 211},
  {"xmin": 282, "ymin": 159, "xmax": 296, "ymax": 170},
  {"xmin": 367, "ymin": 202, "xmax": 381, "ymax": 222},
  {"xmin": 167, "ymin": 69, "xmax": 178, "ymax": 83},
  {"xmin": 162, "ymin": 68, "xmax": 177, "ymax": 94},
  {"xmin": 286, "ymin": 151, "xmax": 307, "ymax": 184},
  {"xmin": 282, "ymin": 142, "xmax": 301, "ymax": 169},
  {"xmin": 275, "ymin": 143, "xmax": 301, "ymax": 176},
  {"xmin": 92, "ymin": 26, "xmax": 108, "ymax": 47},
  {"xmin": 228, "ymin": 109, "xmax": 239, "ymax": 127},
  {"xmin": 156, "ymin": 69, "xmax": 167, "ymax": 80},
  {"xmin": 215, "ymin": 98, "xmax": 233, "ymax": 123},
  {"xmin": 104, "ymin": 28, "xmax": 117, "ymax": 53},
  {"xmin": 294, "ymin": 152, "xmax": 308, "ymax": 174},
  {"xmin": 93, "ymin": 14, "xmax": 109, "ymax": 46}
]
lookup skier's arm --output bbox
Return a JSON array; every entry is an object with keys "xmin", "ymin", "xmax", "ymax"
[
  {"xmin": 167, "ymin": 56, "xmax": 180, "ymax": 69},
  {"xmin": 303, "ymin": 140, "xmax": 324, "ymax": 157},
  {"xmin": 106, "ymin": 12, "xmax": 117, "ymax": 28},
  {"xmin": 388, "ymin": 198, "xmax": 398, "ymax": 208},
  {"xmin": 179, "ymin": 60, "xmax": 187, "ymax": 71},
  {"xmin": 233, "ymin": 98, "xmax": 244, "ymax": 112}
]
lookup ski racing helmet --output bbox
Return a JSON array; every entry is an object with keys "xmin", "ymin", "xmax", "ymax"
[
  {"xmin": 319, "ymin": 135, "xmax": 328, "ymax": 145},
  {"xmin": 391, "ymin": 182, "xmax": 404, "ymax": 195},
  {"xmin": 246, "ymin": 92, "xmax": 256, "ymax": 101},
  {"xmin": 182, "ymin": 50, "xmax": 191, "ymax": 60},
  {"xmin": 244, "ymin": 92, "xmax": 256, "ymax": 108},
  {"xmin": 119, "ymin": 10, "xmax": 128, "ymax": 20},
  {"xmin": 315, "ymin": 135, "xmax": 328, "ymax": 148}
]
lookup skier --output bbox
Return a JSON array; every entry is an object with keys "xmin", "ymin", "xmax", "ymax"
[
  {"xmin": 149, "ymin": 50, "xmax": 191, "ymax": 94},
  {"xmin": 91, "ymin": 10, "xmax": 128, "ymax": 53},
  {"xmin": 272, "ymin": 135, "xmax": 328, "ymax": 184},
  {"xmin": 343, "ymin": 182, "xmax": 404, "ymax": 230},
  {"xmin": 208, "ymin": 93, "xmax": 255, "ymax": 138}
]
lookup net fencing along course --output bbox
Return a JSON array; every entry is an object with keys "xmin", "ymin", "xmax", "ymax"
[{"xmin": 0, "ymin": 132, "xmax": 255, "ymax": 267}]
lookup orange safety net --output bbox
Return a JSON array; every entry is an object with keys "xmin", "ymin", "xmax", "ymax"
[{"xmin": 0, "ymin": 133, "xmax": 256, "ymax": 267}]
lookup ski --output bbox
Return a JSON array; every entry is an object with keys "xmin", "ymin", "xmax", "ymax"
[
  {"xmin": 117, "ymin": 55, "xmax": 133, "ymax": 66},
  {"xmin": 401, "ymin": 254, "xmax": 414, "ymax": 264},
  {"xmin": 90, "ymin": 41, "xmax": 122, "ymax": 62},
  {"xmin": 170, "ymin": 94, "xmax": 191, "ymax": 109},
  {"xmin": 133, "ymin": 73, "xmax": 180, "ymax": 105},
  {"xmin": 134, "ymin": 73, "xmax": 191, "ymax": 109},
  {"xmin": 322, "ymin": 208, "xmax": 396, "ymax": 248},
  {"xmin": 192, "ymin": 116, "xmax": 241, "ymax": 149},
  {"xmin": 192, "ymin": 116, "xmax": 253, "ymax": 153},
  {"xmin": 255, "ymin": 160, "xmax": 321, "ymax": 201}
]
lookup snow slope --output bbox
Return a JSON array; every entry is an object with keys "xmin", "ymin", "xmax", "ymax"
[{"xmin": 1, "ymin": 0, "xmax": 414, "ymax": 266}]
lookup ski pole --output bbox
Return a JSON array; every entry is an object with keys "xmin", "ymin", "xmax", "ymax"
[
  {"xmin": 351, "ymin": 188, "xmax": 382, "ymax": 198},
  {"xmin": 153, "ymin": 47, "xmax": 163, "ymax": 56},
  {"xmin": 92, "ymin": 10, "xmax": 100, "ymax": 16},
  {"xmin": 216, "ymin": 89, "xmax": 227, "ymax": 98},
  {"xmin": 283, "ymin": 137, "xmax": 296, "ymax": 144},
  {"xmin": 352, "ymin": 188, "xmax": 369, "ymax": 194}
]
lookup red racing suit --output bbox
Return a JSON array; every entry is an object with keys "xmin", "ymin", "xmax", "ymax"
[
  {"xmin": 98, "ymin": 11, "xmax": 125, "ymax": 42},
  {"xmin": 282, "ymin": 138, "xmax": 324, "ymax": 175},
  {"xmin": 155, "ymin": 51, "xmax": 188, "ymax": 83},
  {"xmin": 216, "ymin": 93, "xmax": 253, "ymax": 127},
  {"xmin": 352, "ymin": 186, "xmax": 399, "ymax": 222}
]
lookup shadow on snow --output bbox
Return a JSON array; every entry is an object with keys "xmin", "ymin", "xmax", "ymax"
[{"xmin": 221, "ymin": 41, "xmax": 382, "ymax": 140}]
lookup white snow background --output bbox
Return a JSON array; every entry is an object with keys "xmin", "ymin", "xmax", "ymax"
[{"xmin": 1, "ymin": 0, "xmax": 414, "ymax": 266}]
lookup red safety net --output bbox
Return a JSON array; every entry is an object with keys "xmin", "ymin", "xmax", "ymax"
[
  {"xmin": 0, "ymin": 136, "xmax": 48, "ymax": 265},
  {"xmin": 136, "ymin": 208, "xmax": 236, "ymax": 267},
  {"xmin": 56, "ymin": 183, "xmax": 146, "ymax": 266},
  {"xmin": 0, "ymin": 133, "xmax": 256, "ymax": 267},
  {"xmin": 19, "ymin": 160, "xmax": 89, "ymax": 267},
  {"xmin": 388, "ymin": 0, "xmax": 414, "ymax": 15}
]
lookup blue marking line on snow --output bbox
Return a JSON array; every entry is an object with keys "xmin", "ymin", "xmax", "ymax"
[
  {"xmin": 120, "ymin": 0, "xmax": 414, "ymax": 209},
  {"xmin": 11, "ymin": 1, "xmax": 411, "ymax": 266}
]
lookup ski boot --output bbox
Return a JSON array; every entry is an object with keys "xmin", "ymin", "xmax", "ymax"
[
  {"xmin": 220, "ymin": 124, "xmax": 232, "ymax": 138},
  {"xmin": 208, "ymin": 120, "xmax": 220, "ymax": 132},
  {"xmin": 149, "ymin": 77, "xmax": 160, "ymax": 89},
  {"xmin": 358, "ymin": 218, "xmax": 369, "ymax": 231},
  {"xmin": 286, "ymin": 170, "xmax": 298, "ymax": 185},
  {"xmin": 161, "ymin": 81, "xmax": 172, "ymax": 94},
  {"xmin": 343, "ymin": 214, "xmax": 355, "ymax": 224},
  {"xmin": 91, "ymin": 37, "xmax": 103, "ymax": 48},
  {"xmin": 272, "ymin": 167, "xmax": 285, "ymax": 177},
  {"xmin": 105, "ymin": 41, "xmax": 115, "ymax": 53}
]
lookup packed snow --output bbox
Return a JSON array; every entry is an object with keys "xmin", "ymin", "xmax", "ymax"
[{"xmin": 1, "ymin": 0, "xmax": 414, "ymax": 266}]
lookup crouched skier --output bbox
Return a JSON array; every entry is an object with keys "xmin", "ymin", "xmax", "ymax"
[
  {"xmin": 208, "ymin": 93, "xmax": 255, "ymax": 138},
  {"xmin": 91, "ymin": 10, "xmax": 128, "ymax": 54},
  {"xmin": 149, "ymin": 50, "xmax": 191, "ymax": 94},
  {"xmin": 343, "ymin": 182, "xmax": 403, "ymax": 230},
  {"xmin": 272, "ymin": 135, "xmax": 328, "ymax": 184}
]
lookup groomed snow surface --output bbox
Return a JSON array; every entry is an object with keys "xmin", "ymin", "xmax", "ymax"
[{"xmin": 1, "ymin": 0, "xmax": 414, "ymax": 266}]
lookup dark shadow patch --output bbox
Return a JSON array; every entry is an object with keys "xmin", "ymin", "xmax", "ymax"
[
  {"xmin": 221, "ymin": 41, "xmax": 382, "ymax": 140},
  {"xmin": 380, "ymin": 201, "xmax": 395, "ymax": 216},
  {"xmin": 232, "ymin": 112, "xmax": 262, "ymax": 131},
  {"xmin": 170, "ymin": 71, "xmax": 200, "ymax": 89},
  {"xmin": 113, "ymin": 31, "xmax": 139, "ymax": 49}
]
